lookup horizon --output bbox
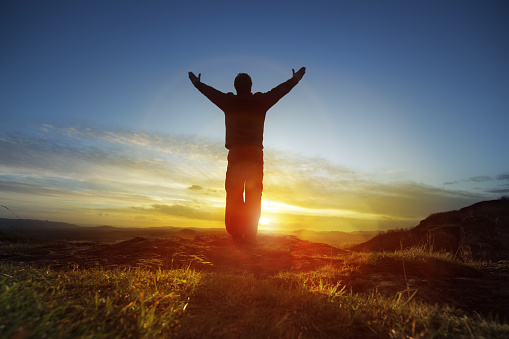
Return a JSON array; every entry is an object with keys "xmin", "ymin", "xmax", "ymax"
[
  {"xmin": 1, "ymin": 1, "xmax": 508, "ymax": 233},
  {"xmin": 0, "ymin": 214, "xmax": 384, "ymax": 234},
  {"xmin": 4, "ymin": 196, "xmax": 505, "ymax": 230}
]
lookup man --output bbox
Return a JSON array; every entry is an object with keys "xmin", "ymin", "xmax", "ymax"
[{"xmin": 189, "ymin": 67, "xmax": 306, "ymax": 243}]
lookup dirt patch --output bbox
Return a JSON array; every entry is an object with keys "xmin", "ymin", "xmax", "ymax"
[{"xmin": 0, "ymin": 235, "xmax": 346, "ymax": 274}]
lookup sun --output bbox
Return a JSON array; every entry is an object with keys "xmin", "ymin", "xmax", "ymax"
[{"xmin": 259, "ymin": 218, "xmax": 270, "ymax": 225}]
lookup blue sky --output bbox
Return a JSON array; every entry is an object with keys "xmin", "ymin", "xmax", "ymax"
[{"xmin": 1, "ymin": 1, "xmax": 508, "ymax": 231}]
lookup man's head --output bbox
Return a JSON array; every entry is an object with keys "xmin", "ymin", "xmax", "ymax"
[{"xmin": 234, "ymin": 73, "xmax": 252, "ymax": 94}]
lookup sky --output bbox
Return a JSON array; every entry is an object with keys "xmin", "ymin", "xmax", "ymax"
[{"xmin": 1, "ymin": 0, "xmax": 508, "ymax": 233}]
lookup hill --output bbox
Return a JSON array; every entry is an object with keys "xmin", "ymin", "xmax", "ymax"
[
  {"xmin": 350, "ymin": 198, "xmax": 509, "ymax": 261},
  {"xmin": 2, "ymin": 233, "xmax": 509, "ymax": 324}
]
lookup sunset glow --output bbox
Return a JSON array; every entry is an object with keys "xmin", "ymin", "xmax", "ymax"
[{"xmin": 0, "ymin": 124, "xmax": 497, "ymax": 232}]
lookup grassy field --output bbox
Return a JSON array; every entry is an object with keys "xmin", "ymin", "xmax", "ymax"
[{"xmin": 1, "ymin": 243, "xmax": 508, "ymax": 338}]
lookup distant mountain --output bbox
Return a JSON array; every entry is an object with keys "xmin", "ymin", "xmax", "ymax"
[
  {"xmin": 0, "ymin": 218, "xmax": 83, "ymax": 231},
  {"xmin": 0, "ymin": 218, "xmax": 228, "ymax": 243},
  {"xmin": 350, "ymin": 198, "xmax": 509, "ymax": 261}
]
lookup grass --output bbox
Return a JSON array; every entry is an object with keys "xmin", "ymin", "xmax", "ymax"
[
  {"xmin": 1, "ymin": 247, "xmax": 508, "ymax": 338},
  {"xmin": 0, "ymin": 265, "xmax": 200, "ymax": 338}
]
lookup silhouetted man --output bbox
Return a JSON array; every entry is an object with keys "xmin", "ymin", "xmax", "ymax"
[{"xmin": 189, "ymin": 67, "xmax": 306, "ymax": 243}]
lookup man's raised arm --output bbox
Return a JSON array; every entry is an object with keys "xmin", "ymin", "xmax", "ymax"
[
  {"xmin": 188, "ymin": 71, "xmax": 228, "ymax": 109},
  {"xmin": 262, "ymin": 67, "xmax": 306, "ymax": 108}
]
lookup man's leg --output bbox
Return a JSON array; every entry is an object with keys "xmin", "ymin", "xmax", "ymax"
[
  {"xmin": 225, "ymin": 150, "xmax": 246, "ymax": 239},
  {"xmin": 244, "ymin": 149, "xmax": 263, "ymax": 240}
]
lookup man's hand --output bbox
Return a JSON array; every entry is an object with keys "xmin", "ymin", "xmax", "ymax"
[
  {"xmin": 292, "ymin": 67, "xmax": 306, "ymax": 81},
  {"xmin": 188, "ymin": 72, "xmax": 201, "ymax": 86}
]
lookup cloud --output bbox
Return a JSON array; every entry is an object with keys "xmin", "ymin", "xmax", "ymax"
[
  {"xmin": 0, "ymin": 180, "xmax": 67, "ymax": 197},
  {"xmin": 131, "ymin": 204, "xmax": 223, "ymax": 222},
  {"xmin": 496, "ymin": 174, "xmax": 509, "ymax": 181},
  {"xmin": 0, "ymin": 124, "xmax": 492, "ymax": 230},
  {"xmin": 442, "ymin": 173, "xmax": 509, "ymax": 197},
  {"xmin": 444, "ymin": 174, "xmax": 509, "ymax": 185},
  {"xmin": 487, "ymin": 188, "xmax": 509, "ymax": 194},
  {"xmin": 262, "ymin": 151, "xmax": 481, "ymax": 219},
  {"xmin": 0, "ymin": 125, "xmax": 228, "ymax": 225},
  {"xmin": 444, "ymin": 176, "xmax": 493, "ymax": 185},
  {"xmin": 469, "ymin": 176, "xmax": 493, "ymax": 182},
  {"xmin": 484, "ymin": 174, "xmax": 509, "ymax": 195},
  {"xmin": 0, "ymin": 125, "xmax": 226, "ymax": 192}
]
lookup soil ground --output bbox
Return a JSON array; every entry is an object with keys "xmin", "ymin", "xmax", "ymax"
[{"xmin": 2, "ymin": 234, "xmax": 508, "ymax": 321}]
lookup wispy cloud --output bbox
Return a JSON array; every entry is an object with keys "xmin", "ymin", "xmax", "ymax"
[
  {"xmin": 443, "ymin": 174, "xmax": 509, "ymax": 197},
  {"xmin": 263, "ymin": 151, "xmax": 482, "ymax": 219},
  {"xmin": 496, "ymin": 174, "xmax": 509, "ymax": 181},
  {"xmin": 444, "ymin": 177, "xmax": 492, "ymax": 185},
  {"xmin": 131, "ymin": 204, "xmax": 223, "ymax": 222},
  {"xmin": 0, "ymin": 124, "xmax": 494, "ymax": 230},
  {"xmin": 484, "ymin": 173, "xmax": 509, "ymax": 194}
]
